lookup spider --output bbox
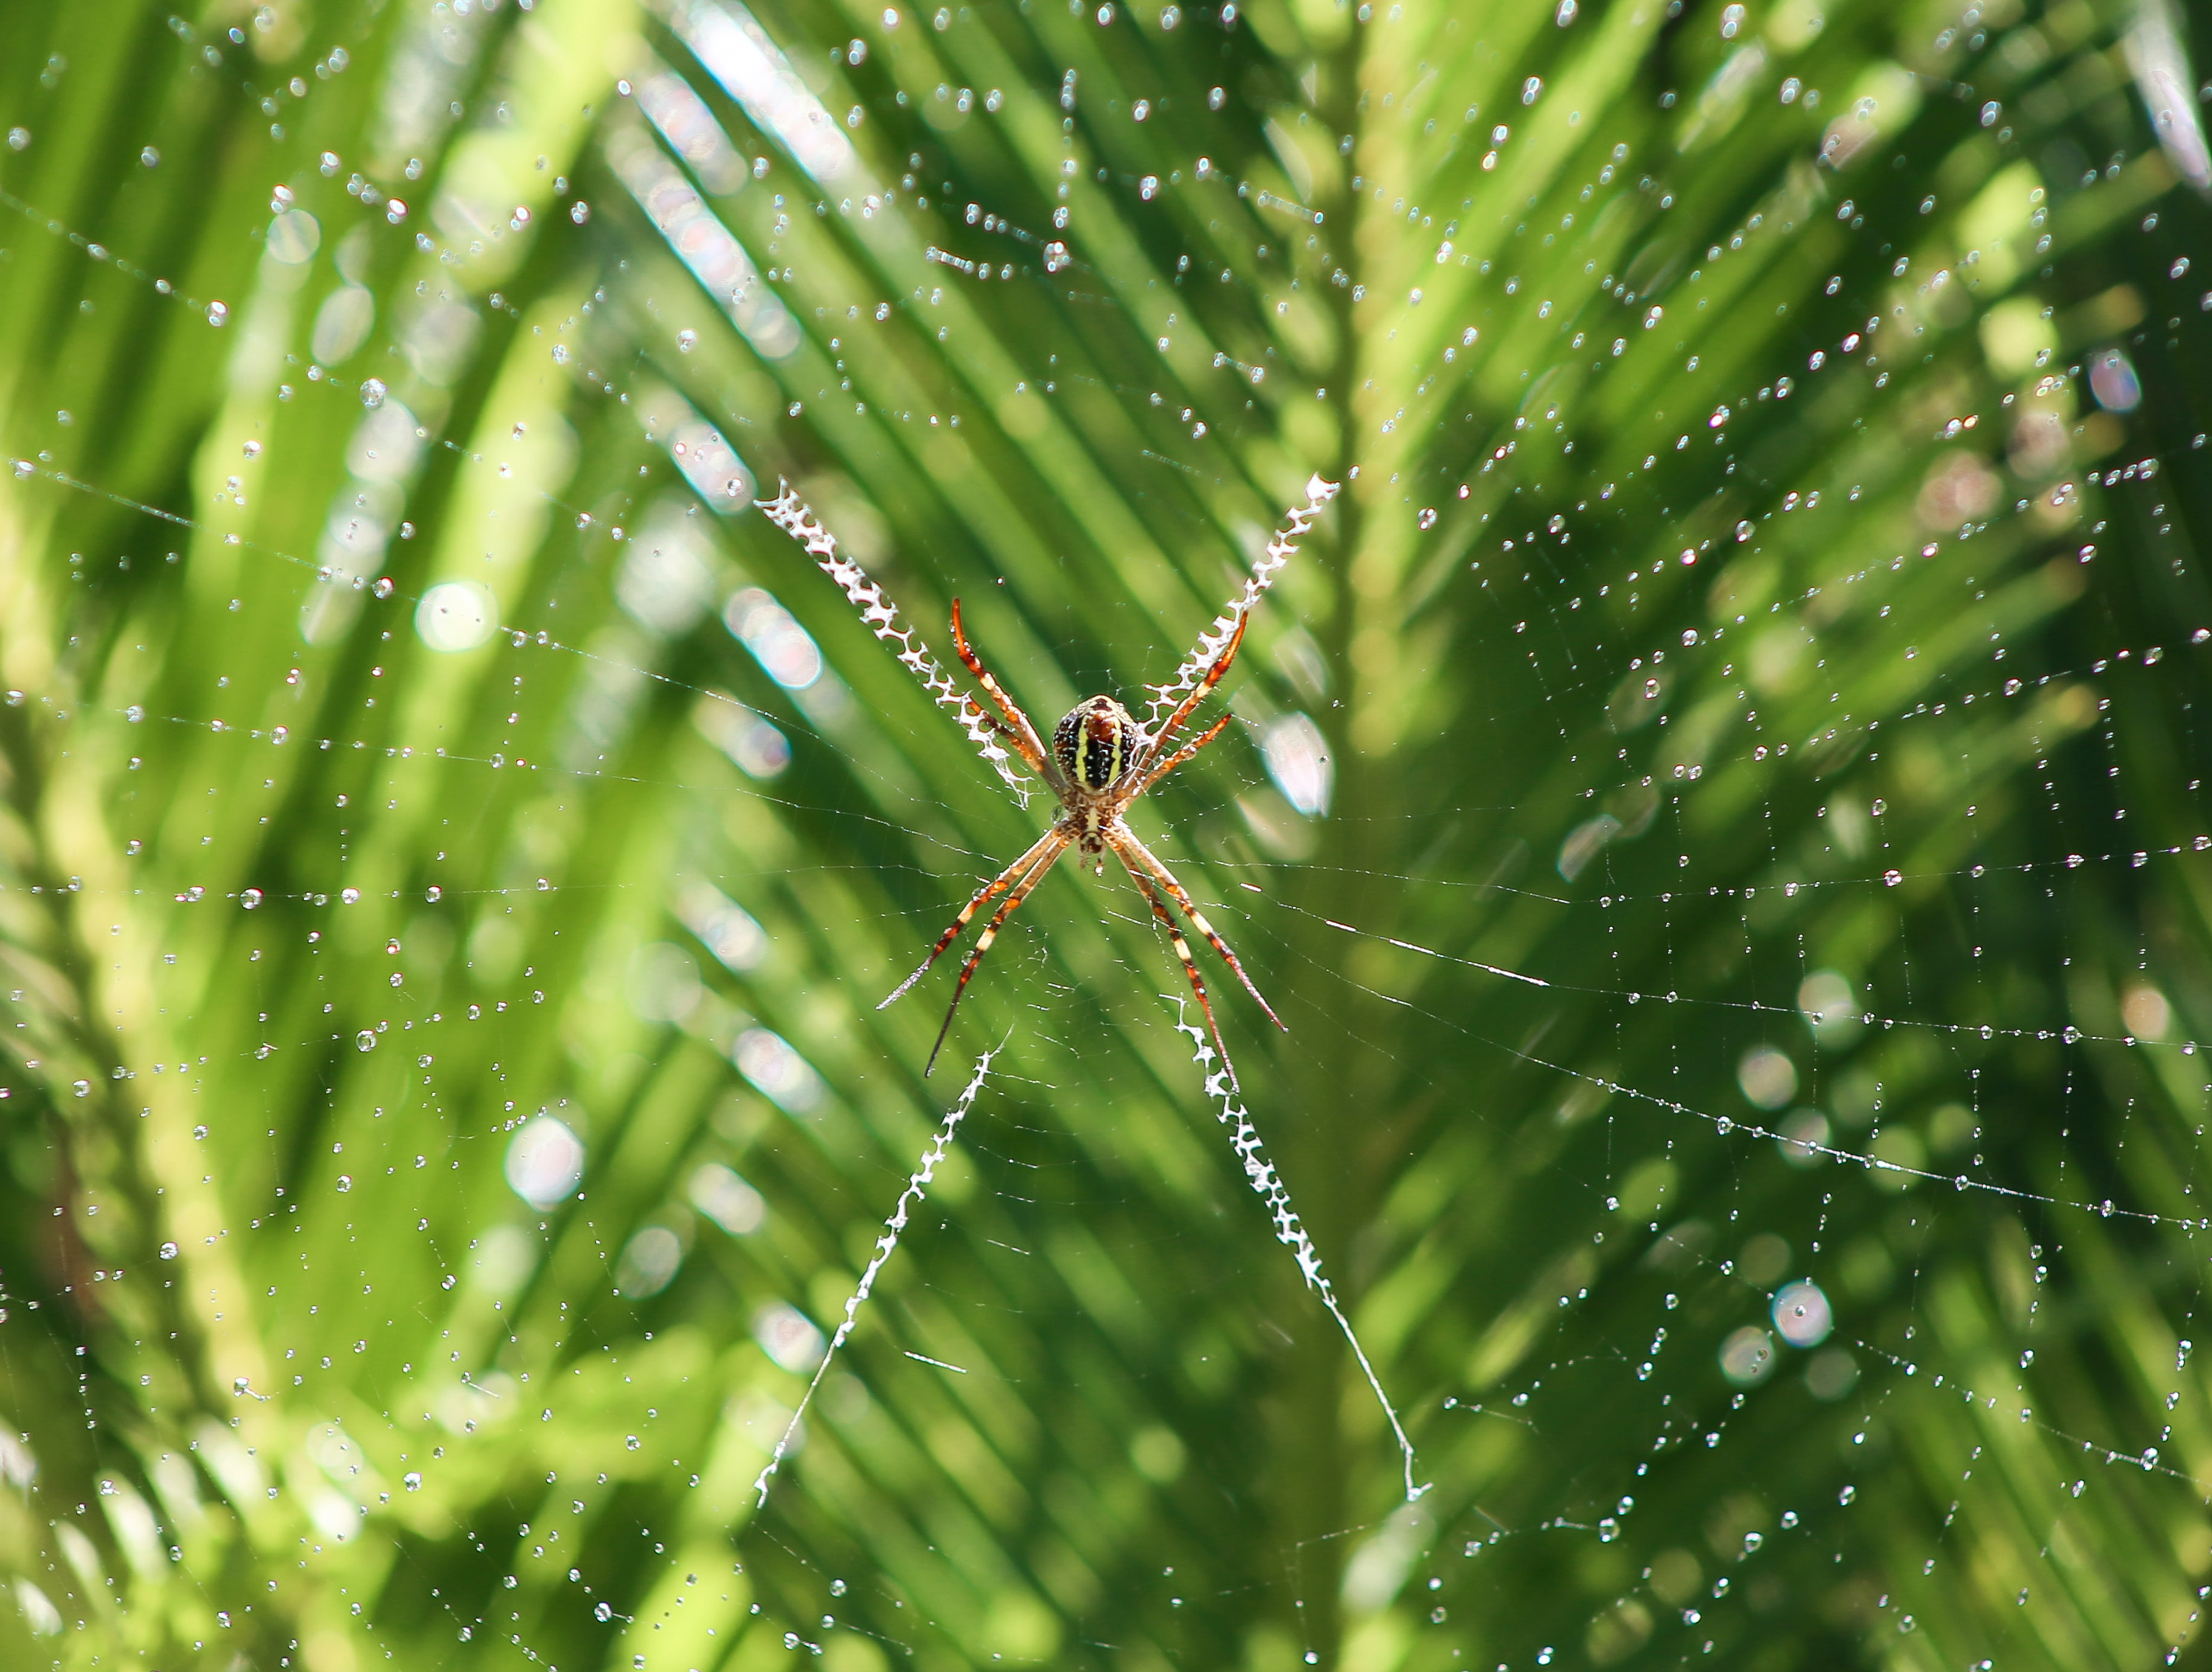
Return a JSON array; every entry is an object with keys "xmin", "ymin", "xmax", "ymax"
[{"xmin": 881, "ymin": 599, "xmax": 1286, "ymax": 1089}]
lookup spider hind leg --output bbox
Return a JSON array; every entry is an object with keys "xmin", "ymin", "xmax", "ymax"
[
  {"xmin": 951, "ymin": 598, "xmax": 1058, "ymax": 785},
  {"xmin": 1143, "ymin": 609, "xmax": 1249, "ymax": 769}
]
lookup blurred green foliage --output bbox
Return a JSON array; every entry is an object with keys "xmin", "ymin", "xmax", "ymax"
[{"xmin": 2, "ymin": 0, "xmax": 2211, "ymax": 1668}]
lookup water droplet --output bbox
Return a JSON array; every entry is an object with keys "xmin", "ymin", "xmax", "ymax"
[
  {"xmin": 159, "ymin": 1242, "xmax": 178, "ymax": 1260},
  {"xmin": 570, "ymin": 200, "xmax": 591, "ymax": 224},
  {"xmin": 1882, "ymin": 869, "xmax": 1902, "ymax": 887},
  {"xmin": 357, "ymin": 1030, "xmax": 378, "ymax": 1052},
  {"xmin": 241, "ymin": 887, "xmax": 263, "ymax": 909},
  {"xmin": 361, "ymin": 378, "xmax": 387, "ymax": 409},
  {"xmin": 404, "ymin": 1471, "xmax": 423, "ymax": 1491},
  {"xmin": 1417, "ymin": 507, "xmax": 1438, "ymax": 530},
  {"xmin": 676, "ymin": 329, "xmax": 697, "ymax": 353},
  {"xmin": 341, "ymin": 887, "xmax": 361, "ymax": 904},
  {"xmin": 207, "ymin": 299, "xmax": 230, "ymax": 327}
]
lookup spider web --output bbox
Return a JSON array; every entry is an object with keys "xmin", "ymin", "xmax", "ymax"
[{"xmin": 1, "ymin": 1, "xmax": 2211, "ymax": 1670}]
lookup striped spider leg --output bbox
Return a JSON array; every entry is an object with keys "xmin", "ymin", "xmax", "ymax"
[
  {"xmin": 1109, "ymin": 823, "xmax": 1286, "ymax": 1043},
  {"xmin": 884, "ymin": 602, "xmax": 1282, "ymax": 1087},
  {"xmin": 950, "ymin": 597, "xmax": 1061, "ymax": 791}
]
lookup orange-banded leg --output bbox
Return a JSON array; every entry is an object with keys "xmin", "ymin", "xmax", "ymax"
[
  {"xmin": 951, "ymin": 598, "xmax": 1059, "ymax": 787},
  {"xmin": 1109, "ymin": 826, "xmax": 1287, "ymax": 1034},
  {"xmin": 1143, "ymin": 611, "xmax": 1248, "ymax": 768},
  {"xmin": 1117, "ymin": 854, "xmax": 1244, "ymax": 1093},
  {"xmin": 919, "ymin": 829, "xmax": 1072, "ymax": 1076},
  {"xmin": 881, "ymin": 826, "xmax": 1067, "ymax": 1012},
  {"xmin": 1134, "ymin": 712, "xmax": 1234, "ymax": 797}
]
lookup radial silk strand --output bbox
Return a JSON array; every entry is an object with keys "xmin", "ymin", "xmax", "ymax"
[
  {"xmin": 1142, "ymin": 473, "xmax": 1342, "ymax": 738},
  {"xmin": 753, "ymin": 479, "xmax": 1033, "ymax": 802},
  {"xmin": 1174, "ymin": 1005, "xmax": 1427, "ymax": 1503},
  {"xmin": 752, "ymin": 1049, "xmax": 996, "ymax": 1506}
]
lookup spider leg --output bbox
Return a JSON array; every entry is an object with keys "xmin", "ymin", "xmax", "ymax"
[
  {"xmin": 1134, "ymin": 712, "xmax": 1234, "ymax": 796},
  {"xmin": 880, "ymin": 826, "xmax": 1067, "ymax": 1011},
  {"xmin": 1114, "ymin": 848, "xmax": 1243, "ymax": 1094},
  {"xmin": 951, "ymin": 598, "xmax": 1061, "ymax": 788},
  {"xmin": 1140, "ymin": 610, "xmax": 1247, "ymax": 771},
  {"xmin": 921, "ymin": 830, "xmax": 1072, "ymax": 1077},
  {"xmin": 1109, "ymin": 827, "xmax": 1287, "ymax": 1033}
]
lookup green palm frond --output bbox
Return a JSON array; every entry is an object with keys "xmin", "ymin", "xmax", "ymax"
[{"xmin": 2, "ymin": 0, "xmax": 2210, "ymax": 1668}]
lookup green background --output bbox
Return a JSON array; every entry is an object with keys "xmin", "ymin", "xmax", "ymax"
[{"xmin": 2, "ymin": 0, "xmax": 2211, "ymax": 1668}]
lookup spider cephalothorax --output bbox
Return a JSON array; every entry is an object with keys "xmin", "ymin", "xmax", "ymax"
[{"xmin": 880, "ymin": 600, "xmax": 1283, "ymax": 1088}]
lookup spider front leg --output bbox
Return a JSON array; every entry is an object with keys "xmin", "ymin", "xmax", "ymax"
[
  {"xmin": 880, "ymin": 827, "xmax": 1067, "ymax": 1012},
  {"xmin": 1109, "ymin": 827, "xmax": 1287, "ymax": 1034},
  {"xmin": 951, "ymin": 598, "xmax": 1061, "ymax": 788},
  {"xmin": 1117, "ymin": 855, "xmax": 1244, "ymax": 1093},
  {"xmin": 919, "ymin": 830, "xmax": 1072, "ymax": 1076}
]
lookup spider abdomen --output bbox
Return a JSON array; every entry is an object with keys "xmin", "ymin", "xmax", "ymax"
[{"xmin": 1054, "ymin": 696, "xmax": 1139, "ymax": 791}]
